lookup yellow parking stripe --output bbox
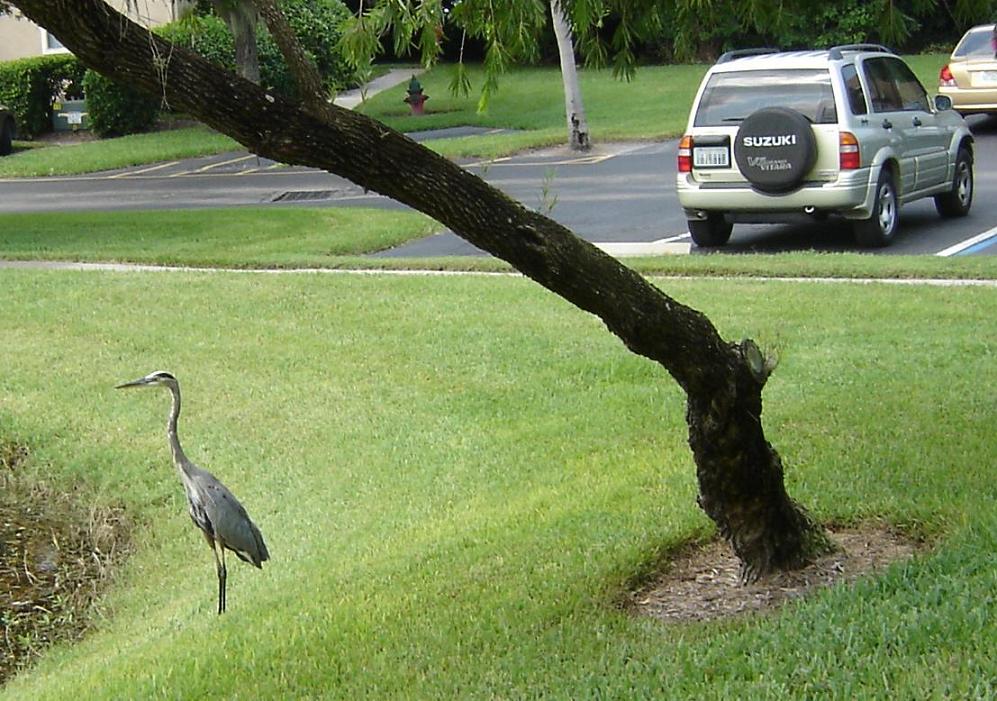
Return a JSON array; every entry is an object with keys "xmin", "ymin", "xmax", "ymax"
[{"xmin": 108, "ymin": 161, "xmax": 179, "ymax": 178}]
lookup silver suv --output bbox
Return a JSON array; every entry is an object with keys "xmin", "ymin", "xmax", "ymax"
[{"xmin": 676, "ymin": 45, "xmax": 974, "ymax": 247}]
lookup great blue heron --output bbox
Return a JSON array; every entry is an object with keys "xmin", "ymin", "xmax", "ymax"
[{"xmin": 116, "ymin": 371, "xmax": 269, "ymax": 614}]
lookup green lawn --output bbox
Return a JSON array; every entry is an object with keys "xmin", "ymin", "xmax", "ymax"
[
  {"xmin": 0, "ymin": 268, "xmax": 994, "ymax": 699},
  {"xmin": 0, "ymin": 208, "xmax": 439, "ymax": 265},
  {"xmin": 0, "ymin": 54, "xmax": 952, "ymax": 174}
]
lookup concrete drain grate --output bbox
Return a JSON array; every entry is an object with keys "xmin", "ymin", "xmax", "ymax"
[{"xmin": 271, "ymin": 190, "xmax": 336, "ymax": 203}]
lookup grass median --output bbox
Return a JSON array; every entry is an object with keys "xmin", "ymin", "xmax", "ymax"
[
  {"xmin": 2, "ymin": 208, "xmax": 996, "ymax": 280},
  {"xmin": 0, "ymin": 208, "xmax": 439, "ymax": 266},
  {"xmin": 0, "ymin": 268, "xmax": 994, "ymax": 698}
]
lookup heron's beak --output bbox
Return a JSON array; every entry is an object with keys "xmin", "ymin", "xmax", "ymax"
[{"xmin": 115, "ymin": 377, "xmax": 151, "ymax": 389}]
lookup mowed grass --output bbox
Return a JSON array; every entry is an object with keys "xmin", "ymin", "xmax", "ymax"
[
  {"xmin": 0, "ymin": 269, "xmax": 994, "ymax": 699},
  {"xmin": 0, "ymin": 208, "xmax": 439, "ymax": 265},
  {"xmin": 359, "ymin": 63, "xmax": 710, "ymax": 158}
]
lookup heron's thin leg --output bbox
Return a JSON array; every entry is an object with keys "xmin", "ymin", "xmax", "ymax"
[{"xmin": 211, "ymin": 538, "xmax": 227, "ymax": 615}]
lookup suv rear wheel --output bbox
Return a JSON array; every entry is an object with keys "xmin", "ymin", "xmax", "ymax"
[
  {"xmin": 854, "ymin": 169, "xmax": 898, "ymax": 247},
  {"xmin": 934, "ymin": 147, "xmax": 973, "ymax": 218},
  {"xmin": 688, "ymin": 214, "xmax": 733, "ymax": 247}
]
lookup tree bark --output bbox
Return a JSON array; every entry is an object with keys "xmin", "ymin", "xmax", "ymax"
[
  {"xmin": 212, "ymin": 1, "xmax": 259, "ymax": 84},
  {"xmin": 550, "ymin": 0, "xmax": 590, "ymax": 152},
  {"xmin": 13, "ymin": 0, "xmax": 830, "ymax": 580}
]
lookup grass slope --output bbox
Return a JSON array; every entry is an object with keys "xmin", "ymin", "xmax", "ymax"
[{"xmin": 0, "ymin": 269, "xmax": 994, "ymax": 699}]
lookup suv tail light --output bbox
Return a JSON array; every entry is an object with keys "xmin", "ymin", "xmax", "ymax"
[
  {"xmin": 839, "ymin": 131, "xmax": 860, "ymax": 170},
  {"xmin": 678, "ymin": 135, "xmax": 692, "ymax": 173},
  {"xmin": 939, "ymin": 64, "xmax": 956, "ymax": 87}
]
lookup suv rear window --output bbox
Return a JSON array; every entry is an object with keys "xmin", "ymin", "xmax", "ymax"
[
  {"xmin": 953, "ymin": 27, "xmax": 996, "ymax": 58},
  {"xmin": 693, "ymin": 69, "xmax": 837, "ymax": 126}
]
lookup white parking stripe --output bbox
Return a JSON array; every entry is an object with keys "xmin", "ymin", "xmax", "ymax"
[{"xmin": 936, "ymin": 226, "xmax": 997, "ymax": 256}]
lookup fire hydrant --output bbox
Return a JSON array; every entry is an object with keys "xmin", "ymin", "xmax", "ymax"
[{"xmin": 404, "ymin": 76, "xmax": 428, "ymax": 115}]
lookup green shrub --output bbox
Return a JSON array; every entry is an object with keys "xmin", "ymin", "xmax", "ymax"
[
  {"xmin": 82, "ymin": 70, "xmax": 159, "ymax": 137},
  {"xmin": 0, "ymin": 54, "xmax": 85, "ymax": 137},
  {"xmin": 280, "ymin": 0, "xmax": 356, "ymax": 92},
  {"xmin": 157, "ymin": 0, "xmax": 356, "ymax": 98}
]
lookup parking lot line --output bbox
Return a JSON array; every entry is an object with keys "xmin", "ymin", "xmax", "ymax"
[
  {"xmin": 936, "ymin": 226, "xmax": 997, "ymax": 256},
  {"xmin": 193, "ymin": 154, "xmax": 256, "ymax": 173},
  {"xmin": 108, "ymin": 161, "xmax": 179, "ymax": 178}
]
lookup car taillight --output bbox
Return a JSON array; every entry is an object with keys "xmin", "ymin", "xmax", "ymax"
[
  {"xmin": 678, "ymin": 135, "xmax": 692, "ymax": 173},
  {"xmin": 939, "ymin": 64, "xmax": 956, "ymax": 87},
  {"xmin": 839, "ymin": 132, "xmax": 860, "ymax": 170}
]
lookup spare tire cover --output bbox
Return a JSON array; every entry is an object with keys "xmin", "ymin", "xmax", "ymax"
[{"xmin": 734, "ymin": 107, "xmax": 817, "ymax": 193}]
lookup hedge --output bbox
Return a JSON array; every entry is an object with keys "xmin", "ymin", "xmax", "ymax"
[
  {"xmin": 0, "ymin": 54, "xmax": 85, "ymax": 137},
  {"xmin": 82, "ymin": 70, "xmax": 160, "ymax": 137}
]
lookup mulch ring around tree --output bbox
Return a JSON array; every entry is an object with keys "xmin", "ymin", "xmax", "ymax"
[
  {"xmin": 628, "ymin": 524, "xmax": 922, "ymax": 623},
  {"xmin": 0, "ymin": 440, "xmax": 131, "ymax": 684}
]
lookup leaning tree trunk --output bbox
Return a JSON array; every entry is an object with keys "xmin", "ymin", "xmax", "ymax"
[
  {"xmin": 550, "ymin": 0, "xmax": 591, "ymax": 152},
  {"xmin": 13, "ymin": 0, "xmax": 830, "ymax": 580}
]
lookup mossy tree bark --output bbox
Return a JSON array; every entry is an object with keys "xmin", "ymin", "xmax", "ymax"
[{"xmin": 12, "ymin": 0, "xmax": 830, "ymax": 580}]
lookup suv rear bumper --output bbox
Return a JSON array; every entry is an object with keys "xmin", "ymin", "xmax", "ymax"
[{"xmin": 676, "ymin": 168, "xmax": 875, "ymax": 220}]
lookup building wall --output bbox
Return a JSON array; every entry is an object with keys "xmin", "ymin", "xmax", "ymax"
[{"xmin": 0, "ymin": 2, "xmax": 178, "ymax": 62}]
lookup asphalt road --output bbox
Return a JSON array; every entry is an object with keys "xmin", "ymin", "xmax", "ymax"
[{"xmin": 2, "ymin": 120, "xmax": 996, "ymax": 257}]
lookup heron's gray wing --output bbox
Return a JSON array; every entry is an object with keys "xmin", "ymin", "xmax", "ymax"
[{"xmin": 193, "ymin": 472, "xmax": 270, "ymax": 568}]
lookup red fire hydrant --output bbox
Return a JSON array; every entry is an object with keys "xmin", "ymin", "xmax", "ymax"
[{"xmin": 404, "ymin": 76, "xmax": 428, "ymax": 115}]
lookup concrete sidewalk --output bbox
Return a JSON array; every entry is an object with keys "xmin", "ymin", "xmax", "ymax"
[{"xmin": 333, "ymin": 68, "xmax": 424, "ymax": 110}]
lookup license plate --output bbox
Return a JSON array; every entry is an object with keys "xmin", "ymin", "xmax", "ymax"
[
  {"xmin": 693, "ymin": 146, "xmax": 729, "ymax": 168},
  {"xmin": 973, "ymin": 70, "xmax": 997, "ymax": 86}
]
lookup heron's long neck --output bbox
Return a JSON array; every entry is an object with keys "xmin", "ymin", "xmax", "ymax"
[{"xmin": 166, "ymin": 385, "xmax": 191, "ymax": 473}]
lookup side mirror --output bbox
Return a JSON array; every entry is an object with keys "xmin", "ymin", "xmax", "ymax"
[{"xmin": 934, "ymin": 94, "xmax": 953, "ymax": 111}]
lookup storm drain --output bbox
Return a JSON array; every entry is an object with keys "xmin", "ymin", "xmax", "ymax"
[{"xmin": 271, "ymin": 190, "xmax": 337, "ymax": 203}]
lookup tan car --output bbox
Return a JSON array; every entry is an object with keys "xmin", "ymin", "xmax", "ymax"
[{"xmin": 939, "ymin": 24, "xmax": 997, "ymax": 116}]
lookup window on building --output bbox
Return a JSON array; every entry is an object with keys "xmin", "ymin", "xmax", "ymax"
[{"xmin": 41, "ymin": 29, "xmax": 69, "ymax": 54}]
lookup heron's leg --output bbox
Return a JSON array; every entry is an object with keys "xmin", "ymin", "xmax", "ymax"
[{"xmin": 211, "ymin": 538, "xmax": 227, "ymax": 614}]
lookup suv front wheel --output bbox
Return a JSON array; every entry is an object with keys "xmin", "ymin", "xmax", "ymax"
[
  {"xmin": 934, "ymin": 147, "xmax": 973, "ymax": 218},
  {"xmin": 854, "ymin": 169, "xmax": 899, "ymax": 247},
  {"xmin": 688, "ymin": 214, "xmax": 733, "ymax": 247}
]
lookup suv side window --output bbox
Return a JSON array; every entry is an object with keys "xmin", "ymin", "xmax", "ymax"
[
  {"xmin": 885, "ymin": 58, "xmax": 930, "ymax": 112},
  {"xmin": 863, "ymin": 57, "xmax": 929, "ymax": 112},
  {"xmin": 863, "ymin": 58, "xmax": 903, "ymax": 112},
  {"xmin": 841, "ymin": 64, "xmax": 868, "ymax": 115}
]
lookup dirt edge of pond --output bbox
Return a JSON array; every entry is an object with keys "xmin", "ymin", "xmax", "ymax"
[
  {"xmin": 628, "ymin": 523, "xmax": 922, "ymax": 623},
  {"xmin": 1, "ymin": 439, "xmax": 132, "ymax": 685}
]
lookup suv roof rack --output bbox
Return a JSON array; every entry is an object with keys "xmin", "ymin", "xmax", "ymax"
[
  {"xmin": 716, "ymin": 48, "xmax": 780, "ymax": 64},
  {"xmin": 828, "ymin": 44, "xmax": 895, "ymax": 59}
]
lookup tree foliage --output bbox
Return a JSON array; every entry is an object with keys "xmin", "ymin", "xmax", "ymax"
[{"xmin": 336, "ymin": 0, "xmax": 997, "ymax": 105}]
